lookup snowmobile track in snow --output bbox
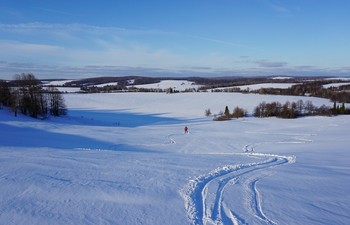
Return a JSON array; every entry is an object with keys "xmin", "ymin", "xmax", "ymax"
[{"xmin": 181, "ymin": 150, "xmax": 296, "ymax": 225}]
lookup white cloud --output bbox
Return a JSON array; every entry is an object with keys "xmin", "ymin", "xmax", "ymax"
[
  {"xmin": 1, "ymin": 23, "xmax": 349, "ymax": 79},
  {"xmin": 0, "ymin": 40, "xmax": 63, "ymax": 53},
  {"xmin": 261, "ymin": 0, "xmax": 291, "ymax": 16},
  {"xmin": 254, "ymin": 60, "xmax": 288, "ymax": 68},
  {"xmin": 0, "ymin": 23, "xmax": 251, "ymax": 71},
  {"xmin": 0, "ymin": 22, "xmax": 173, "ymax": 39}
]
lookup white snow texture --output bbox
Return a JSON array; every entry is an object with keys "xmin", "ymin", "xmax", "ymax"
[{"xmin": 0, "ymin": 91, "xmax": 349, "ymax": 225}]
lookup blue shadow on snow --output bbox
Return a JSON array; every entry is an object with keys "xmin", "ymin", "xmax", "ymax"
[
  {"xmin": 0, "ymin": 123, "xmax": 150, "ymax": 152},
  {"xmin": 64, "ymin": 109, "xmax": 190, "ymax": 128}
]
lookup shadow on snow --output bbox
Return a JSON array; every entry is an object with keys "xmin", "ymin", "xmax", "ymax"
[
  {"xmin": 63, "ymin": 109, "xmax": 190, "ymax": 128},
  {"xmin": 0, "ymin": 123, "xmax": 154, "ymax": 152},
  {"xmin": 0, "ymin": 109, "xmax": 190, "ymax": 152}
]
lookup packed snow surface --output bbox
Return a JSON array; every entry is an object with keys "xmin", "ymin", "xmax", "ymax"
[{"xmin": 1, "ymin": 92, "xmax": 349, "ymax": 225}]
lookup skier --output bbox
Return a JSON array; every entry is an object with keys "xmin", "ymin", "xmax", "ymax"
[{"xmin": 184, "ymin": 126, "xmax": 189, "ymax": 134}]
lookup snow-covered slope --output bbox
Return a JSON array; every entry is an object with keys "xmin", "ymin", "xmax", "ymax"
[
  {"xmin": 42, "ymin": 80, "xmax": 75, "ymax": 86},
  {"xmin": 0, "ymin": 92, "xmax": 349, "ymax": 225}
]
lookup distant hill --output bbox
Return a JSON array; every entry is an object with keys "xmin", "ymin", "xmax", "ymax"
[{"xmin": 43, "ymin": 75, "xmax": 310, "ymax": 87}]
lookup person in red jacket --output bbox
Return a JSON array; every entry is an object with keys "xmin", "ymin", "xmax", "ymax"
[{"xmin": 184, "ymin": 126, "xmax": 189, "ymax": 134}]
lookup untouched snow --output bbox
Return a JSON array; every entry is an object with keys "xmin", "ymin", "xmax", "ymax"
[
  {"xmin": 324, "ymin": 77, "xmax": 350, "ymax": 81},
  {"xmin": 0, "ymin": 92, "xmax": 349, "ymax": 225},
  {"xmin": 56, "ymin": 87, "xmax": 81, "ymax": 93},
  {"xmin": 271, "ymin": 76, "xmax": 293, "ymax": 80},
  {"xmin": 212, "ymin": 83, "xmax": 298, "ymax": 92},
  {"xmin": 64, "ymin": 92, "xmax": 330, "ymax": 119},
  {"xmin": 94, "ymin": 82, "xmax": 119, "ymax": 87},
  {"xmin": 323, "ymin": 82, "xmax": 350, "ymax": 88},
  {"xmin": 237, "ymin": 83, "xmax": 298, "ymax": 91},
  {"xmin": 131, "ymin": 80, "xmax": 201, "ymax": 91},
  {"xmin": 42, "ymin": 80, "xmax": 75, "ymax": 86}
]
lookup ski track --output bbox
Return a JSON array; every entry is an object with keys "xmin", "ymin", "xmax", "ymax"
[
  {"xmin": 76, "ymin": 131, "xmax": 295, "ymax": 225},
  {"xmin": 165, "ymin": 134, "xmax": 177, "ymax": 144},
  {"xmin": 181, "ymin": 145, "xmax": 296, "ymax": 225}
]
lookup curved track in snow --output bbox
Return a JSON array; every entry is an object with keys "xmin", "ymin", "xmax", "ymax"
[{"xmin": 181, "ymin": 146, "xmax": 296, "ymax": 225}]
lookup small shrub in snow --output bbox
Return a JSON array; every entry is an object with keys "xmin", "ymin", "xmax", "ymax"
[
  {"xmin": 205, "ymin": 109, "xmax": 212, "ymax": 117},
  {"xmin": 232, "ymin": 106, "xmax": 247, "ymax": 118}
]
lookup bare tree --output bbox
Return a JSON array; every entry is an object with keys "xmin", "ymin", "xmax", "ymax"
[
  {"xmin": 0, "ymin": 80, "xmax": 12, "ymax": 108},
  {"xmin": 47, "ymin": 87, "xmax": 67, "ymax": 116}
]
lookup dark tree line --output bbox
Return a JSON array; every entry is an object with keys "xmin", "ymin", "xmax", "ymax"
[
  {"xmin": 254, "ymin": 82, "xmax": 350, "ymax": 103},
  {"xmin": 210, "ymin": 81, "xmax": 350, "ymax": 103},
  {"xmin": 253, "ymin": 100, "xmax": 350, "ymax": 118},
  {"xmin": 0, "ymin": 73, "xmax": 66, "ymax": 118},
  {"xmin": 212, "ymin": 99, "xmax": 349, "ymax": 121},
  {"xmin": 80, "ymin": 85, "xmax": 198, "ymax": 93}
]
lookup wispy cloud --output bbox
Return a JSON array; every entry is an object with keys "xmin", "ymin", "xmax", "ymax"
[
  {"xmin": 1, "ymin": 59, "xmax": 349, "ymax": 80},
  {"xmin": 0, "ymin": 23, "xmax": 125, "ymax": 39},
  {"xmin": 0, "ymin": 40, "xmax": 63, "ymax": 53},
  {"xmin": 254, "ymin": 60, "xmax": 288, "ymax": 68},
  {"xmin": 0, "ymin": 22, "xmax": 259, "ymax": 52},
  {"xmin": 261, "ymin": 0, "xmax": 291, "ymax": 16},
  {"xmin": 0, "ymin": 23, "xmax": 157, "ymax": 53},
  {"xmin": 1, "ymin": 22, "xmax": 349, "ymax": 79},
  {"xmin": 32, "ymin": 7, "xmax": 76, "ymax": 17},
  {"xmin": 0, "ymin": 23, "xmax": 182, "ymax": 65},
  {"xmin": 182, "ymin": 34, "xmax": 261, "ymax": 51},
  {"xmin": 0, "ymin": 23, "xmax": 260, "ymax": 70}
]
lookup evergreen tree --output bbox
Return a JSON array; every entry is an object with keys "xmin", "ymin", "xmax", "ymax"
[
  {"xmin": 224, "ymin": 106, "xmax": 230, "ymax": 118},
  {"xmin": 340, "ymin": 102, "xmax": 346, "ymax": 114},
  {"xmin": 332, "ymin": 101, "xmax": 338, "ymax": 115}
]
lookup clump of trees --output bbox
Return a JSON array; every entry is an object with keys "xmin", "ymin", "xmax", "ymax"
[
  {"xmin": 232, "ymin": 106, "xmax": 247, "ymax": 118},
  {"xmin": 211, "ymin": 99, "xmax": 350, "ymax": 121},
  {"xmin": 0, "ymin": 80, "xmax": 12, "ymax": 108},
  {"xmin": 213, "ymin": 106, "xmax": 247, "ymax": 121},
  {"xmin": 253, "ymin": 100, "xmax": 349, "ymax": 118},
  {"xmin": 0, "ymin": 73, "xmax": 66, "ymax": 118},
  {"xmin": 253, "ymin": 101, "xmax": 301, "ymax": 118},
  {"xmin": 254, "ymin": 82, "xmax": 350, "ymax": 103},
  {"xmin": 331, "ymin": 102, "xmax": 350, "ymax": 115}
]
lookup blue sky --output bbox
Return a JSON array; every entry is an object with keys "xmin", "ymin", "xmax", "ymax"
[{"xmin": 0, "ymin": 0, "xmax": 350, "ymax": 79}]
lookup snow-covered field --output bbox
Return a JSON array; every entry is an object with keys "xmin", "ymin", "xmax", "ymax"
[
  {"xmin": 42, "ymin": 80, "xmax": 75, "ymax": 86},
  {"xmin": 212, "ymin": 83, "xmax": 298, "ymax": 92},
  {"xmin": 237, "ymin": 83, "xmax": 298, "ymax": 91},
  {"xmin": 323, "ymin": 82, "xmax": 350, "ymax": 88},
  {"xmin": 1, "ymin": 92, "xmax": 349, "ymax": 225},
  {"xmin": 131, "ymin": 80, "xmax": 201, "ymax": 92},
  {"xmin": 95, "ymin": 82, "xmax": 120, "ymax": 87}
]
